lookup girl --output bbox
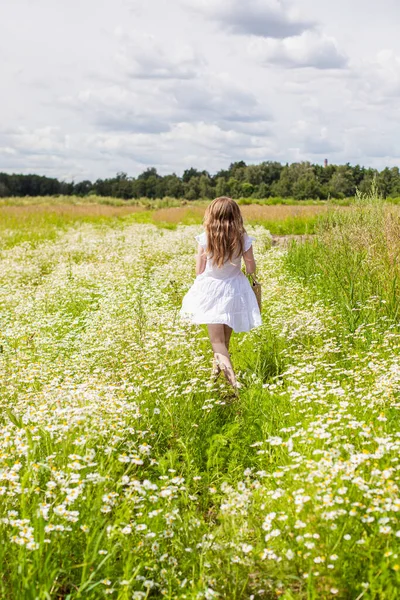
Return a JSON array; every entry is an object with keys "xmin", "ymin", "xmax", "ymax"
[{"xmin": 180, "ymin": 196, "xmax": 262, "ymax": 392}]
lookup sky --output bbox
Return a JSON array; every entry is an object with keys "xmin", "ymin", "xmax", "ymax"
[{"xmin": 1, "ymin": 0, "xmax": 400, "ymax": 182}]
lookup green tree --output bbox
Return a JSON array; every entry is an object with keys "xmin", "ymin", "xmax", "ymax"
[
  {"xmin": 215, "ymin": 177, "xmax": 229, "ymax": 197},
  {"xmin": 0, "ymin": 182, "xmax": 10, "ymax": 197},
  {"xmin": 164, "ymin": 174, "xmax": 183, "ymax": 198},
  {"xmin": 253, "ymin": 182, "xmax": 270, "ymax": 199},
  {"xmin": 227, "ymin": 161, "xmax": 247, "ymax": 182},
  {"xmin": 94, "ymin": 178, "xmax": 113, "ymax": 196},
  {"xmin": 329, "ymin": 165, "xmax": 356, "ymax": 198},
  {"xmin": 357, "ymin": 168, "xmax": 376, "ymax": 194},
  {"xmin": 145, "ymin": 175, "xmax": 160, "ymax": 199},
  {"xmin": 377, "ymin": 167, "xmax": 395, "ymax": 197},
  {"xmin": 138, "ymin": 167, "xmax": 159, "ymax": 181},
  {"xmin": 182, "ymin": 168, "xmax": 201, "ymax": 183},
  {"xmin": 245, "ymin": 165, "xmax": 263, "ymax": 186},
  {"xmin": 292, "ymin": 172, "xmax": 321, "ymax": 200},
  {"xmin": 199, "ymin": 174, "xmax": 214, "ymax": 198},
  {"xmin": 271, "ymin": 165, "xmax": 293, "ymax": 197},
  {"xmin": 227, "ymin": 177, "xmax": 241, "ymax": 199},
  {"xmin": 184, "ymin": 177, "xmax": 201, "ymax": 200},
  {"xmin": 74, "ymin": 180, "xmax": 92, "ymax": 195},
  {"xmin": 388, "ymin": 167, "xmax": 400, "ymax": 196},
  {"xmin": 111, "ymin": 173, "xmax": 133, "ymax": 199},
  {"xmin": 132, "ymin": 178, "xmax": 147, "ymax": 198},
  {"xmin": 240, "ymin": 182, "xmax": 254, "ymax": 197},
  {"xmin": 253, "ymin": 161, "xmax": 283, "ymax": 187}
]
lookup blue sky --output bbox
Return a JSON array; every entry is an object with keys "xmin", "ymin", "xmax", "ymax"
[{"xmin": 1, "ymin": 0, "xmax": 400, "ymax": 181}]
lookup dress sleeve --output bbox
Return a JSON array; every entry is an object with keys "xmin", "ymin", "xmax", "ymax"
[
  {"xmin": 195, "ymin": 231, "xmax": 207, "ymax": 249},
  {"xmin": 243, "ymin": 233, "xmax": 255, "ymax": 252}
]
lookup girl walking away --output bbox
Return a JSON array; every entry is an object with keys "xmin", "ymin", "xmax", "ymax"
[{"xmin": 180, "ymin": 196, "xmax": 262, "ymax": 393}]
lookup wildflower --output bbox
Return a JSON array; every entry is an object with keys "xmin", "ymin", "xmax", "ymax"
[
  {"xmin": 380, "ymin": 526, "xmax": 392, "ymax": 534},
  {"xmin": 121, "ymin": 525, "xmax": 132, "ymax": 534}
]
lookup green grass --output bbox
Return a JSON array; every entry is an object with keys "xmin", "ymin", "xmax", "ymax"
[
  {"xmin": 285, "ymin": 187, "xmax": 400, "ymax": 330},
  {"xmin": 250, "ymin": 215, "xmax": 321, "ymax": 235},
  {"xmin": 0, "ymin": 209, "xmax": 133, "ymax": 249},
  {"xmin": 0, "ymin": 196, "xmax": 400, "ymax": 598}
]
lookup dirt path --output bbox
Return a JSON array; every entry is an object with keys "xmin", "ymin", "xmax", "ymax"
[{"xmin": 271, "ymin": 233, "xmax": 314, "ymax": 246}]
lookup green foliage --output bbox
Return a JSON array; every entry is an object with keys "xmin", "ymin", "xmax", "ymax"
[
  {"xmin": 1, "ymin": 212, "xmax": 400, "ymax": 598},
  {"xmin": 3, "ymin": 160, "xmax": 400, "ymax": 201},
  {"xmin": 285, "ymin": 185, "xmax": 400, "ymax": 331}
]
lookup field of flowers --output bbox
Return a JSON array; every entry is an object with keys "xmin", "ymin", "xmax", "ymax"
[{"xmin": 1, "ymin": 198, "xmax": 400, "ymax": 599}]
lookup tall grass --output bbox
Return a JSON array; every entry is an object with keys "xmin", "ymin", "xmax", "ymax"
[
  {"xmin": 285, "ymin": 186, "xmax": 400, "ymax": 331},
  {"xmin": 1, "ymin": 215, "xmax": 400, "ymax": 598}
]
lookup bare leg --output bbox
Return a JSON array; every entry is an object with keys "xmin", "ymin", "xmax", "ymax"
[
  {"xmin": 207, "ymin": 324, "xmax": 237, "ymax": 388},
  {"xmin": 224, "ymin": 324, "xmax": 233, "ymax": 351}
]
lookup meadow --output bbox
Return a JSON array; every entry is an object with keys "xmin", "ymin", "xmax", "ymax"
[
  {"xmin": 0, "ymin": 192, "xmax": 400, "ymax": 599},
  {"xmin": 0, "ymin": 197, "xmax": 330, "ymax": 247}
]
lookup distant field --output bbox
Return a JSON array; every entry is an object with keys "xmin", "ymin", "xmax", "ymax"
[
  {"xmin": 0, "ymin": 197, "xmax": 335, "ymax": 247},
  {"xmin": 146, "ymin": 204, "xmax": 330, "ymax": 234},
  {"xmin": 0, "ymin": 194, "xmax": 342, "ymax": 208},
  {"xmin": 3, "ymin": 195, "xmax": 400, "ymax": 243}
]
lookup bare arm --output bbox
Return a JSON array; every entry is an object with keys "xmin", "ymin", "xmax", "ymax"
[
  {"xmin": 195, "ymin": 244, "xmax": 207, "ymax": 276},
  {"xmin": 243, "ymin": 245, "xmax": 256, "ymax": 275}
]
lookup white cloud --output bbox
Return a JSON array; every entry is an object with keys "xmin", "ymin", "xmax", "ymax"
[
  {"xmin": 1, "ymin": 0, "xmax": 400, "ymax": 179},
  {"xmin": 61, "ymin": 85, "xmax": 175, "ymax": 134},
  {"xmin": 184, "ymin": 0, "xmax": 315, "ymax": 38},
  {"xmin": 168, "ymin": 121, "xmax": 261, "ymax": 149},
  {"xmin": 115, "ymin": 31, "xmax": 205, "ymax": 79},
  {"xmin": 290, "ymin": 120, "xmax": 341, "ymax": 155},
  {"xmin": 169, "ymin": 75, "xmax": 272, "ymax": 124},
  {"xmin": 350, "ymin": 50, "xmax": 400, "ymax": 105},
  {"xmin": 249, "ymin": 31, "xmax": 347, "ymax": 69},
  {"xmin": 73, "ymin": 121, "xmax": 274, "ymax": 174},
  {"xmin": 344, "ymin": 126, "xmax": 397, "ymax": 159},
  {"xmin": 60, "ymin": 73, "xmax": 272, "ymax": 137},
  {"xmin": 0, "ymin": 127, "xmax": 69, "ymax": 156}
]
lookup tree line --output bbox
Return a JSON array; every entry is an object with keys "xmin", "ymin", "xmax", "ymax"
[{"xmin": 2, "ymin": 161, "xmax": 400, "ymax": 200}]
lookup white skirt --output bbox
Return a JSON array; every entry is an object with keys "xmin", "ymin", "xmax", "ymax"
[{"xmin": 180, "ymin": 272, "xmax": 262, "ymax": 333}]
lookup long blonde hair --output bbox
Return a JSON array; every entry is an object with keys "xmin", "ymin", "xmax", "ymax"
[{"xmin": 203, "ymin": 197, "xmax": 246, "ymax": 268}]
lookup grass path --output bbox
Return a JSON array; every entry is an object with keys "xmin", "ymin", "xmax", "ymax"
[{"xmin": 0, "ymin": 222, "xmax": 399, "ymax": 598}]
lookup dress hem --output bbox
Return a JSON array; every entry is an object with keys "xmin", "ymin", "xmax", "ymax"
[{"xmin": 180, "ymin": 312, "xmax": 262, "ymax": 334}]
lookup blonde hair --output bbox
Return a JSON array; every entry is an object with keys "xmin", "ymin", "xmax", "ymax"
[{"xmin": 203, "ymin": 196, "xmax": 246, "ymax": 268}]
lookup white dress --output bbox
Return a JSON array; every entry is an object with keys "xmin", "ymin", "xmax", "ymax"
[{"xmin": 180, "ymin": 231, "xmax": 262, "ymax": 333}]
